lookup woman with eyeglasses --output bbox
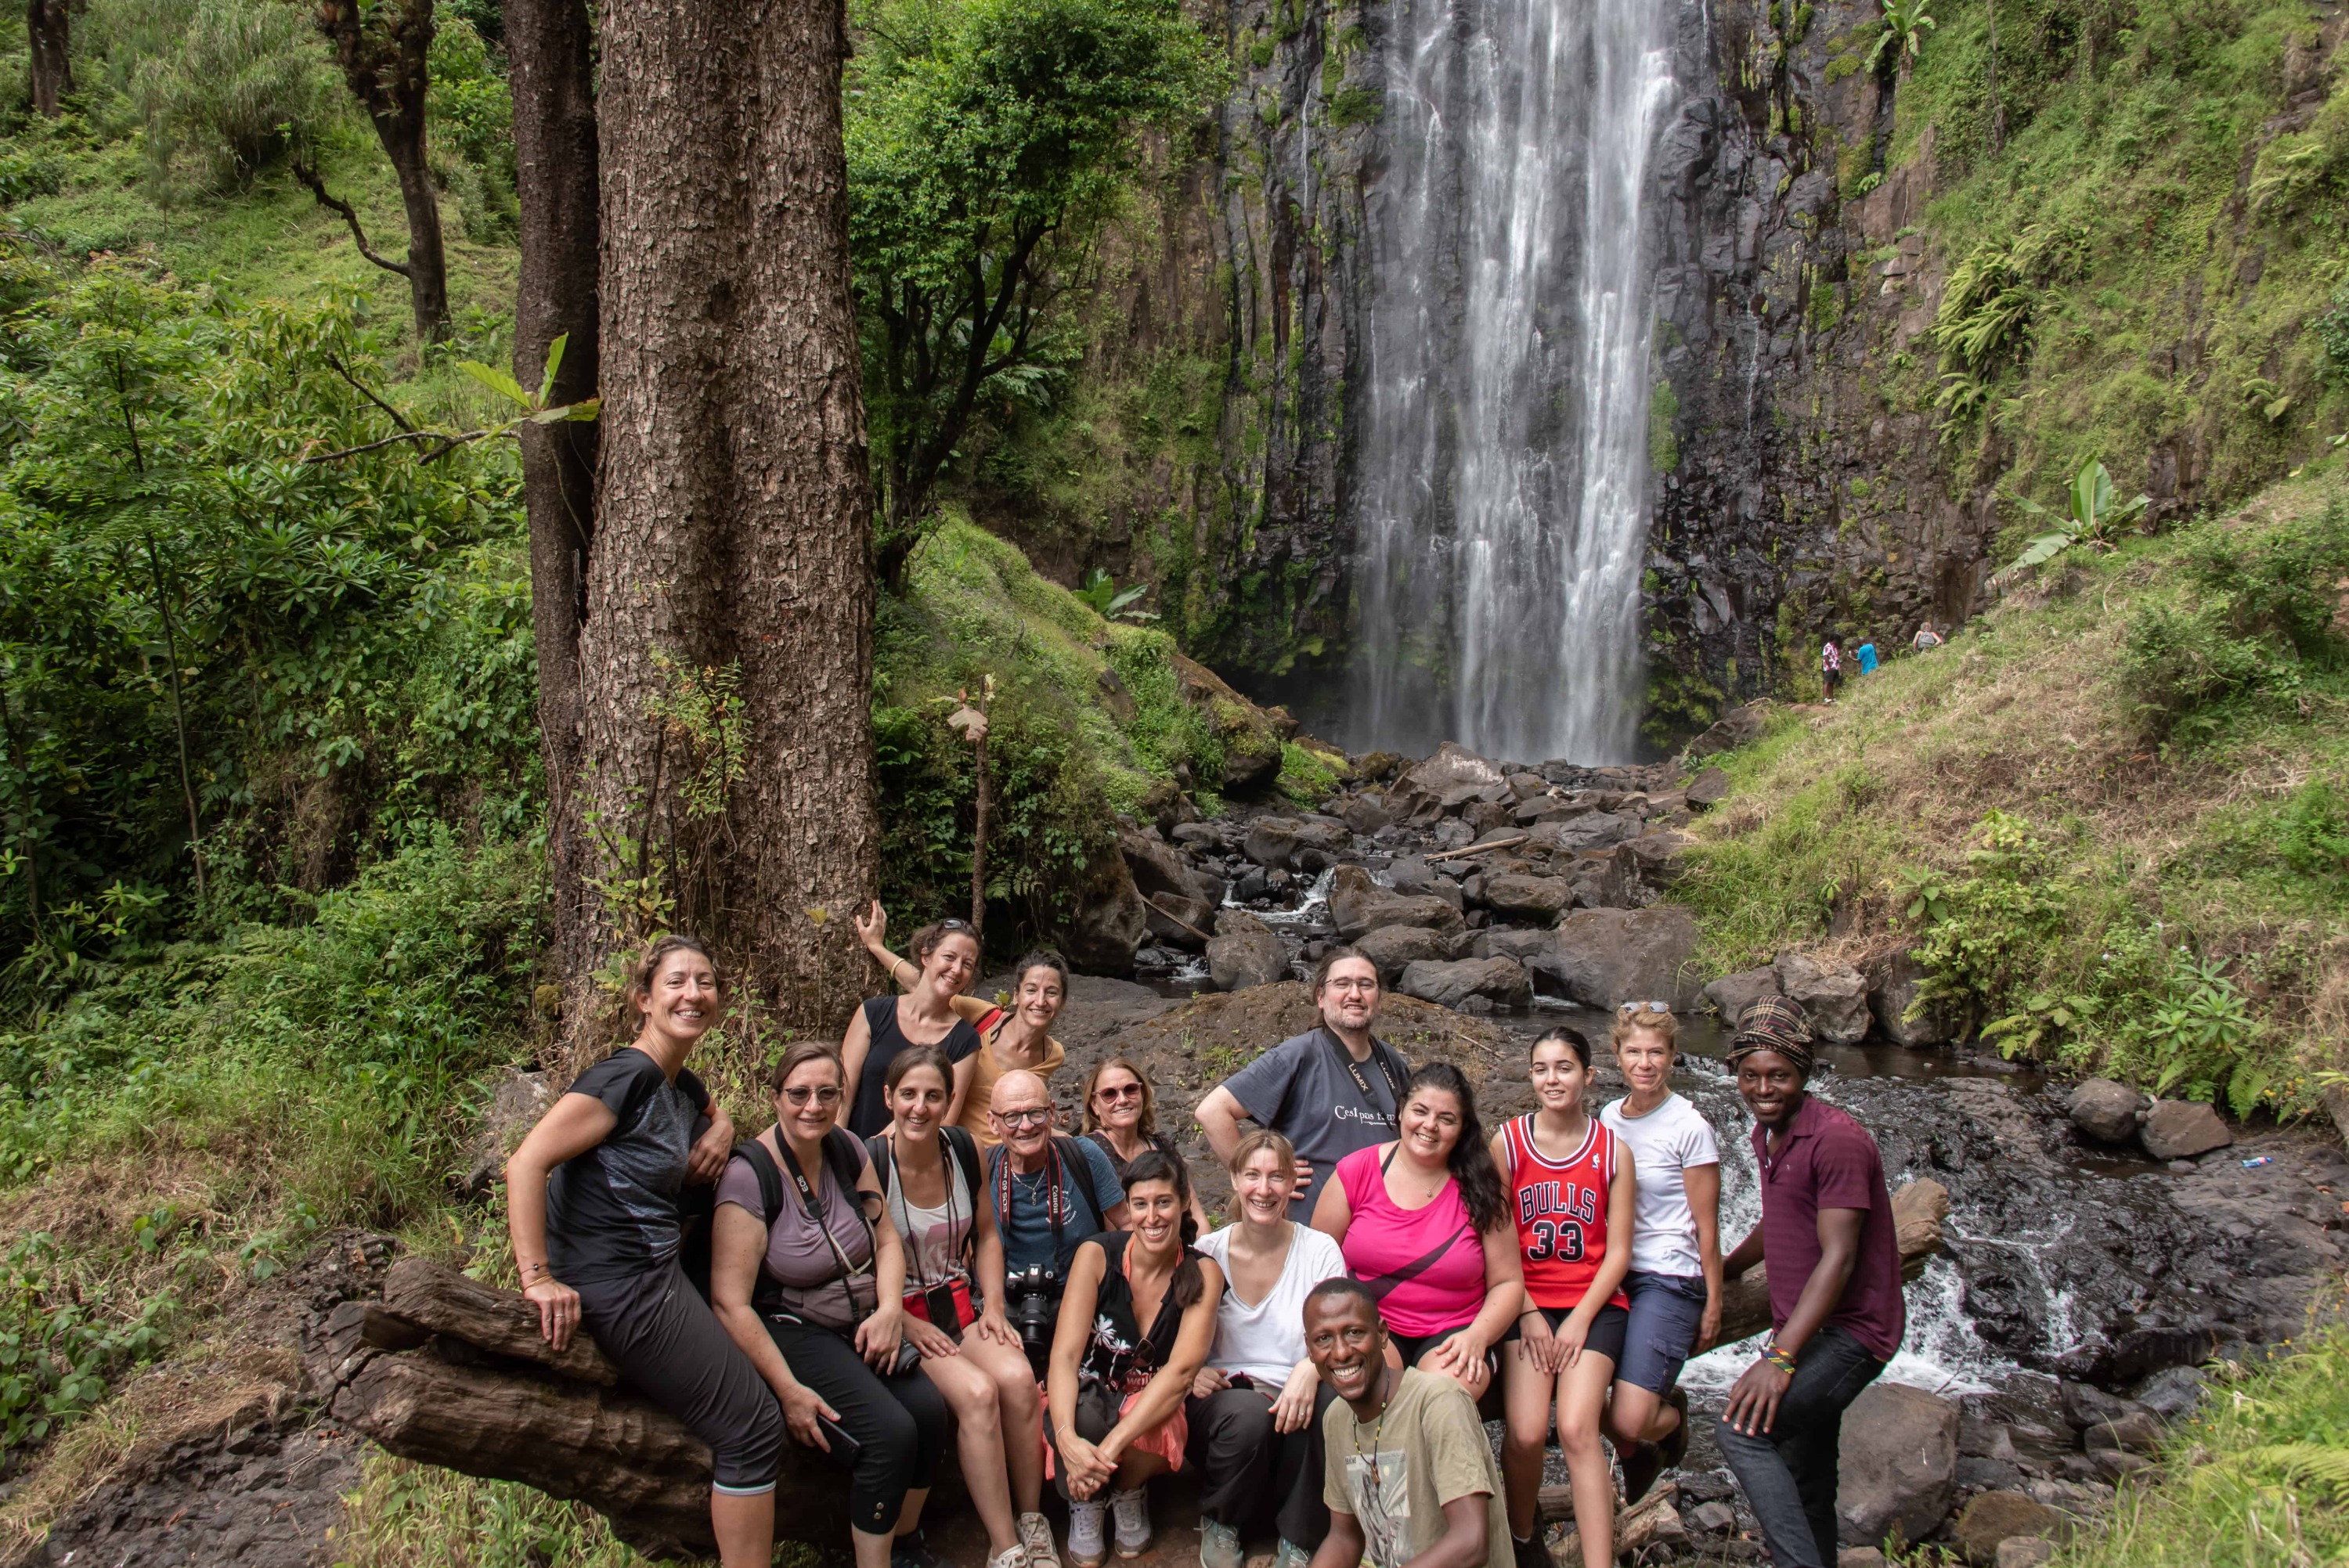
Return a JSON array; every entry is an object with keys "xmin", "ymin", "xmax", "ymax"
[
  {"xmin": 868, "ymin": 1044, "xmax": 1059, "ymax": 1568},
  {"xmin": 506, "ymin": 935, "xmax": 776, "ymax": 1568},
  {"xmin": 1596, "ymin": 1001, "xmax": 1721, "ymax": 1505},
  {"xmin": 1081, "ymin": 1057, "xmax": 1211, "ymax": 1235},
  {"xmin": 859, "ymin": 903, "xmax": 1070, "ymax": 1152},
  {"xmin": 710, "ymin": 1041, "xmax": 952, "ymax": 1568},
  {"xmin": 844, "ymin": 904, "xmax": 987, "ymax": 1139},
  {"xmin": 1310, "ymin": 1061, "xmax": 1520, "ymax": 1400}
]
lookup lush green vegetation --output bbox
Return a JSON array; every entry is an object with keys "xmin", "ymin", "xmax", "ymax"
[
  {"xmin": 1682, "ymin": 479, "xmax": 2349, "ymax": 1117},
  {"xmin": 2055, "ymin": 1325, "xmax": 2349, "ymax": 1568}
]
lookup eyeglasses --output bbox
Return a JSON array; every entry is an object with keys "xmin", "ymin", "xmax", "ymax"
[
  {"xmin": 1617, "ymin": 1000, "xmax": 1671, "ymax": 1015},
  {"xmin": 783, "ymin": 1084, "xmax": 843, "ymax": 1106},
  {"xmin": 998, "ymin": 1108, "xmax": 1055, "ymax": 1128},
  {"xmin": 1323, "ymin": 978, "xmax": 1378, "ymax": 993},
  {"xmin": 1095, "ymin": 1084, "xmax": 1144, "ymax": 1103}
]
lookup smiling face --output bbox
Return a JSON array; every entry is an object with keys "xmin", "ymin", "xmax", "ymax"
[
  {"xmin": 889, "ymin": 1063, "xmax": 950, "ymax": 1141},
  {"xmin": 637, "ymin": 947, "xmax": 719, "ymax": 1043},
  {"xmin": 1304, "ymin": 1291, "xmax": 1387, "ymax": 1404},
  {"xmin": 1617, "ymin": 1026, "xmax": 1674, "ymax": 1098},
  {"xmin": 990, "ymin": 1071, "xmax": 1055, "ymax": 1160},
  {"xmin": 1232, "ymin": 1147, "xmax": 1294, "ymax": 1226},
  {"xmin": 1127, "ymin": 1177, "xmax": 1183, "ymax": 1252},
  {"xmin": 1529, "ymin": 1038, "xmax": 1592, "ymax": 1115},
  {"xmin": 1013, "ymin": 963, "xmax": 1066, "ymax": 1031},
  {"xmin": 1089, "ymin": 1065, "xmax": 1146, "ymax": 1134},
  {"xmin": 1316, "ymin": 956, "xmax": 1380, "ymax": 1035},
  {"xmin": 776, "ymin": 1055, "xmax": 846, "ymax": 1144},
  {"xmin": 921, "ymin": 931, "xmax": 980, "ymax": 997},
  {"xmin": 1398, "ymin": 1084, "xmax": 1462, "ymax": 1163},
  {"xmin": 1735, "ymin": 1048, "xmax": 1808, "ymax": 1128}
]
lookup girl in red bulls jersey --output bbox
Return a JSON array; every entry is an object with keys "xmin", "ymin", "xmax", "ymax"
[{"xmin": 1491, "ymin": 1027, "xmax": 1636, "ymax": 1568}]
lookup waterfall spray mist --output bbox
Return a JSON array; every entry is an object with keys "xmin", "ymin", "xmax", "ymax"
[{"xmin": 1347, "ymin": 0, "xmax": 1677, "ymax": 763}]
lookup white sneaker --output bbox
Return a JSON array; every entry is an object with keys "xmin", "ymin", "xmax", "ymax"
[
  {"xmin": 1110, "ymin": 1486, "xmax": 1152, "ymax": 1558},
  {"xmin": 1200, "ymin": 1517, "xmax": 1243, "ymax": 1568},
  {"xmin": 987, "ymin": 1547, "xmax": 1030, "ymax": 1568},
  {"xmin": 1067, "ymin": 1499, "xmax": 1109, "ymax": 1568},
  {"xmin": 1021, "ymin": 1512, "xmax": 1064, "ymax": 1568}
]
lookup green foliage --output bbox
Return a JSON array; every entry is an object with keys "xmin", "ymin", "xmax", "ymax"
[
  {"xmin": 0, "ymin": 1231, "xmax": 172, "ymax": 1458},
  {"xmin": 1276, "ymin": 741, "xmax": 1337, "ymax": 806},
  {"xmin": 428, "ymin": 16, "xmax": 518, "ymax": 244},
  {"xmin": 335, "ymin": 1453, "xmax": 653, "ymax": 1568},
  {"xmin": 1994, "ymin": 456, "xmax": 2149, "ymax": 583},
  {"xmin": 100, "ymin": 0, "xmax": 341, "ymax": 190},
  {"xmin": 1075, "ymin": 568, "xmax": 1153, "ymax": 621},
  {"xmin": 1865, "ymin": 0, "xmax": 1936, "ymax": 77}
]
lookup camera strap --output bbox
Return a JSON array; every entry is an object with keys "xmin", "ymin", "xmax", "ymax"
[{"xmin": 1322, "ymin": 1028, "xmax": 1404, "ymax": 1125}]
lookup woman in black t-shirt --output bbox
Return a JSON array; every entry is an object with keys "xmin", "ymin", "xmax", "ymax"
[
  {"xmin": 842, "ymin": 917, "xmax": 984, "ymax": 1137},
  {"xmin": 507, "ymin": 935, "xmax": 781, "ymax": 1568}
]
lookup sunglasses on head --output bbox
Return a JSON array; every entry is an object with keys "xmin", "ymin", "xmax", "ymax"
[
  {"xmin": 783, "ymin": 1083, "xmax": 843, "ymax": 1106},
  {"xmin": 1617, "ymin": 1000, "xmax": 1671, "ymax": 1016}
]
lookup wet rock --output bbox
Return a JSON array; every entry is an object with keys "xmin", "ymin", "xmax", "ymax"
[
  {"xmin": 1548, "ymin": 907, "xmax": 1705, "ymax": 1011},
  {"xmin": 1386, "ymin": 855, "xmax": 1442, "ymax": 895},
  {"xmin": 1354, "ymin": 751, "xmax": 1406, "ymax": 783},
  {"xmin": 1685, "ymin": 766, "xmax": 1732, "ymax": 809},
  {"xmin": 1328, "ymin": 864, "xmax": 1467, "ymax": 941},
  {"xmin": 1120, "ymin": 829, "xmax": 1193, "ymax": 899},
  {"xmin": 1463, "ymin": 798, "xmax": 1516, "ymax": 834},
  {"xmin": 1952, "ymin": 1492, "xmax": 2069, "ymax": 1565},
  {"xmin": 1690, "ymin": 1501, "xmax": 1737, "ymax": 1534},
  {"xmin": 1233, "ymin": 867, "xmax": 1268, "ymax": 902},
  {"xmin": 1685, "ymin": 702, "xmax": 1770, "ymax": 759},
  {"xmin": 1836, "ymin": 1382, "xmax": 1959, "ymax": 1546},
  {"xmin": 1478, "ymin": 928, "xmax": 1558, "ymax": 965},
  {"xmin": 2138, "ymin": 1100, "xmax": 2232, "ymax": 1160},
  {"xmin": 1514, "ymin": 795, "xmax": 1585, "ymax": 826},
  {"xmin": 1340, "ymin": 793, "xmax": 1395, "ymax": 835},
  {"xmin": 1958, "ymin": 1456, "xmax": 2026, "ymax": 1491},
  {"xmin": 1703, "ymin": 966, "xmax": 1782, "ymax": 1021},
  {"xmin": 1481, "ymin": 872, "xmax": 1574, "ymax": 921},
  {"xmin": 1562, "ymin": 849, "xmax": 1631, "ymax": 910},
  {"xmin": 1207, "ymin": 928, "xmax": 1290, "ymax": 992},
  {"xmin": 2082, "ymin": 1411, "xmax": 2162, "ymax": 1454},
  {"xmin": 2131, "ymin": 1366, "xmax": 2206, "ymax": 1422},
  {"xmin": 1960, "ymin": 1414, "xmax": 2020, "ymax": 1463},
  {"xmin": 2059, "ymin": 1382, "xmax": 2151, "ymax": 1433},
  {"xmin": 1142, "ymin": 891, "xmax": 1215, "ymax": 951},
  {"xmin": 1398, "ymin": 957, "xmax": 1532, "ymax": 1009},
  {"xmin": 1242, "ymin": 818, "xmax": 1300, "ymax": 868},
  {"xmin": 1389, "ymin": 742, "xmax": 1509, "ymax": 819},
  {"xmin": 1871, "ymin": 952, "xmax": 1950, "ymax": 1047},
  {"xmin": 1775, "ymin": 950, "xmax": 1873, "ymax": 1044},
  {"xmin": 2066, "ymin": 1079, "xmax": 2144, "ymax": 1145},
  {"xmin": 1170, "ymin": 820, "xmax": 1225, "ymax": 849},
  {"xmin": 1060, "ymin": 844, "xmax": 1149, "ymax": 972},
  {"xmin": 1353, "ymin": 925, "xmax": 1462, "ymax": 983}
]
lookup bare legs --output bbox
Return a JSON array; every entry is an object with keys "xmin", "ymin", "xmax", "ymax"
[
  {"xmin": 710, "ymin": 1490, "xmax": 775, "ymax": 1568},
  {"xmin": 922, "ymin": 1354, "xmax": 1021, "ymax": 1555},
  {"xmin": 1503, "ymin": 1344, "xmax": 1621, "ymax": 1568}
]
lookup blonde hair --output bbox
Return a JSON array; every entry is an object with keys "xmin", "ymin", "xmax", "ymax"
[
  {"xmin": 1611, "ymin": 1004, "xmax": 1679, "ymax": 1051},
  {"xmin": 1228, "ymin": 1126, "xmax": 1296, "ymax": 1176},
  {"xmin": 1079, "ymin": 1056, "xmax": 1156, "ymax": 1136}
]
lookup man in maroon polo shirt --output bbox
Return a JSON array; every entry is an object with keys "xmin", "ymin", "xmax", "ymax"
[{"xmin": 1714, "ymin": 997, "xmax": 1905, "ymax": 1568}]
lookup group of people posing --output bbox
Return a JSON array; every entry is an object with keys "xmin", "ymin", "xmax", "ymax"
[{"xmin": 507, "ymin": 908, "xmax": 1909, "ymax": 1568}]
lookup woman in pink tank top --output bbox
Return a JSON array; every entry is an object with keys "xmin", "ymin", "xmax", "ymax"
[{"xmin": 1310, "ymin": 1062, "xmax": 1522, "ymax": 1397}]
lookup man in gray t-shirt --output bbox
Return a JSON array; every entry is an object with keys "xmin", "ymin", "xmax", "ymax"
[{"xmin": 1195, "ymin": 948, "xmax": 1412, "ymax": 1219}]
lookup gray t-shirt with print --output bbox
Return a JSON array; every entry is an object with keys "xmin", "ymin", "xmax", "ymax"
[{"xmin": 1221, "ymin": 1028, "xmax": 1410, "ymax": 1220}]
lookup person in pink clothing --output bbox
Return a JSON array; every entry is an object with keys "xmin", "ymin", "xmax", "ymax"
[{"xmin": 1309, "ymin": 1062, "xmax": 1522, "ymax": 1398}]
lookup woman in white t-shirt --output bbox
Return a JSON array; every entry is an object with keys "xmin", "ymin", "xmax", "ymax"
[
  {"xmin": 1597, "ymin": 1003, "xmax": 1723, "ymax": 1505},
  {"xmin": 1185, "ymin": 1129, "xmax": 1347, "ymax": 1568}
]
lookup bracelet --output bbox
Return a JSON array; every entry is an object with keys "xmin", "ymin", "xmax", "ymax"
[
  {"xmin": 1763, "ymin": 1343, "xmax": 1799, "ymax": 1375},
  {"xmin": 522, "ymin": 1261, "xmax": 550, "ymax": 1279}
]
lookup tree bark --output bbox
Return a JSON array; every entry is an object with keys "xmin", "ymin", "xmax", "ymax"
[
  {"xmin": 315, "ymin": 0, "xmax": 452, "ymax": 345},
  {"xmin": 503, "ymin": 0, "xmax": 601, "ymax": 1005},
  {"xmin": 27, "ymin": 0, "xmax": 70, "ymax": 117},
  {"xmin": 577, "ymin": 0, "xmax": 879, "ymax": 1042}
]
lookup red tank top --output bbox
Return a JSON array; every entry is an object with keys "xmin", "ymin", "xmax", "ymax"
[{"xmin": 1503, "ymin": 1113, "xmax": 1628, "ymax": 1312}]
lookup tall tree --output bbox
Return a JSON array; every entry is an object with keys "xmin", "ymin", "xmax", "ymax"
[
  {"xmin": 502, "ymin": 0, "xmax": 600, "ymax": 996},
  {"xmin": 576, "ymin": 0, "xmax": 879, "ymax": 1036},
  {"xmin": 27, "ymin": 0, "xmax": 71, "ymax": 117},
  {"xmin": 309, "ymin": 0, "xmax": 452, "ymax": 344}
]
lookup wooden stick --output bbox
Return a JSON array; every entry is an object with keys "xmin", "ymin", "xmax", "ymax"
[
  {"xmin": 1425, "ymin": 834, "xmax": 1528, "ymax": 863},
  {"xmin": 1141, "ymin": 892, "xmax": 1212, "ymax": 944}
]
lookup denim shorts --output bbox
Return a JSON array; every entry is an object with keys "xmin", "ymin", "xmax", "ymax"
[{"xmin": 1617, "ymin": 1270, "xmax": 1709, "ymax": 1396}]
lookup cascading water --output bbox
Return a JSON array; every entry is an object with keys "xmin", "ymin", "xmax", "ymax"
[{"xmin": 1344, "ymin": 0, "xmax": 1678, "ymax": 764}]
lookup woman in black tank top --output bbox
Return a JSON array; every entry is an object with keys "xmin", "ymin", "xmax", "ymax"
[{"xmin": 842, "ymin": 914, "xmax": 984, "ymax": 1137}]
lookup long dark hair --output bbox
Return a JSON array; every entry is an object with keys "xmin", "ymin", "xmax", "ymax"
[
  {"xmin": 1120, "ymin": 1149, "xmax": 1206, "ymax": 1310},
  {"xmin": 1403, "ymin": 1062, "xmax": 1506, "ymax": 1235}
]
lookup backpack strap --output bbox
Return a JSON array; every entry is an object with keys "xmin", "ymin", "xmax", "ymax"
[
  {"xmin": 942, "ymin": 1125, "xmax": 983, "ymax": 1206},
  {"xmin": 864, "ymin": 1132, "xmax": 895, "ymax": 1197},
  {"xmin": 1052, "ymin": 1134, "xmax": 1103, "ymax": 1221}
]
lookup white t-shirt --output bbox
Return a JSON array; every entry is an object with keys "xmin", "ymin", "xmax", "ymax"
[
  {"xmin": 1195, "ymin": 1221, "xmax": 1347, "ymax": 1383},
  {"xmin": 1599, "ymin": 1093, "xmax": 1720, "ymax": 1278}
]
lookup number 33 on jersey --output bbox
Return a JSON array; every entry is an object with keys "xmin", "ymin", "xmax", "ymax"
[{"xmin": 1503, "ymin": 1114, "xmax": 1629, "ymax": 1310}]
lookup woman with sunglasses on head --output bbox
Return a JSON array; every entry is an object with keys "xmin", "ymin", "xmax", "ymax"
[
  {"xmin": 710, "ymin": 1042, "xmax": 952, "ymax": 1568},
  {"xmin": 507, "ymin": 935, "xmax": 775, "ymax": 1568},
  {"xmin": 1493, "ymin": 1027, "xmax": 1635, "ymax": 1568},
  {"xmin": 1081, "ymin": 1057, "xmax": 1211, "ymax": 1235},
  {"xmin": 1048, "ymin": 1151, "xmax": 1224, "ymax": 1567},
  {"xmin": 859, "ymin": 902, "xmax": 1070, "ymax": 1151},
  {"xmin": 1310, "ymin": 1062, "xmax": 1520, "ymax": 1400},
  {"xmin": 844, "ymin": 905, "xmax": 987, "ymax": 1138},
  {"xmin": 1596, "ymin": 1002, "xmax": 1721, "ymax": 1505},
  {"xmin": 869, "ymin": 1044, "xmax": 1061, "ymax": 1568}
]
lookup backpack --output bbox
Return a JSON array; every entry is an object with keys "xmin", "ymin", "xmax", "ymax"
[
  {"xmin": 731, "ymin": 1127, "xmax": 874, "ymax": 1313},
  {"xmin": 867, "ymin": 1124, "xmax": 984, "ymax": 1206}
]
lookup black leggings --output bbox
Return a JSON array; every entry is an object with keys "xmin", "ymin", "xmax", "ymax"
[
  {"xmin": 576, "ymin": 1260, "xmax": 784, "ymax": 1494},
  {"xmin": 1185, "ymin": 1382, "xmax": 1336, "ymax": 1548},
  {"xmin": 763, "ymin": 1314, "xmax": 949, "ymax": 1534}
]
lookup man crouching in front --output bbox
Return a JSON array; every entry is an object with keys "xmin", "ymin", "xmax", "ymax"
[{"xmin": 1304, "ymin": 1279, "xmax": 1512, "ymax": 1568}]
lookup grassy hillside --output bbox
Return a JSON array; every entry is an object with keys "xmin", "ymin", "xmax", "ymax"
[{"xmin": 1682, "ymin": 474, "xmax": 2349, "ymax": 1119}]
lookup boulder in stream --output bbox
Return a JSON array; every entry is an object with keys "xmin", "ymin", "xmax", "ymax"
[
  {"xmin": 1398, "ymin": 956, "xmax": 1531, "ymax": 1010},
  {"xmin": 1835, "ymin": 1382, "xmax": 1959, "ymax": 1548},
  {"xmin": 1703, "ymin": 966, "xmax": 1782, "ymax": 1022},
  {"xmin": 1207, "ymin": 927, "xmax": 1289, "ymax": 992},
  {"xmin": 1775, "ymin": 950, "xmax": 1872, "ymax": 1044},
  {"xmin": 1871, "ymin": 952, "xmax": 1950, "ymax": 1047},
  {"xmin": 1059, "ymin": 845, "xmax": 1149, "ymax": 972},
  {"xmin": 1547, "ymin": 907, "xmax": 1704, "ymax": 1011},
  {"xmin": 1354, "ymin": 924, "xmax": 1467, "ymax": 983},
  {"xmin": 2138, "ymin": 1098, "xmax": 2232, "ymax": 1159},
  {"xmin": 2066, "ymin": 1079, "xmax": 2144, "ymax": 1145},
  {"xmin": 1328, "ymin": 864, "xmax": 1466, "ymax": 941},
  {"xmin": 1388, "ymin": 742, "xmax": 1510, "ymax": 819}
]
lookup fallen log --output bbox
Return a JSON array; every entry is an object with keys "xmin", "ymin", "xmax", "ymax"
[
  {"xmin": 1543, "ymin": 1480, "xmax": 1679, "ymax": 1561},
  {"xmin": 1425, "ymin": 834, "xmax": 1528, "ymax": 862},
  {"xmin": 312, "ymin": 1182, "xmax": 1951, "ymax": 1557}
]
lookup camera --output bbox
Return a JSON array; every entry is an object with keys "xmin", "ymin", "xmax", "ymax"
[{"xmin": 1005, "ymin": 1263, "xmax": 1062, "ymax": 1375}]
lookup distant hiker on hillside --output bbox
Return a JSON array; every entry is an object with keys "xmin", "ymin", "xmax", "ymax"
[
  {"xmin": 1714, "ymin": 998, "xmax": 1907, "ymax": 1568},
  {"xmin": 1196, "ymin": 947, "xmax": 1413, "ymax": 1220},
  {"xmin": 1820, "ymin": 639, "xmax": 1843, "ymax": 703},
  {"xmin": 1853, "ymin": 641, "xmax": 1879, "ymax": 676},
  {"xmin": 1912, "ymin": 621, "xmax": 1944, "ymax": 652}
]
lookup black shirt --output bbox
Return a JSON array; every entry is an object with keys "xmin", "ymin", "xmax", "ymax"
[
  {"xmin": 850, "ymin": 995, "xmax": 983, "ymax": 1137},
  {"xmin": 545, "ymin": 1048, "xmax": 711, "ymax": 1286}
]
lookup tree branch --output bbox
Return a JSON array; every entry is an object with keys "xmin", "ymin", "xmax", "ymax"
[
  {"xmin": 300, "ymin": 427, "xmax": 498, "ymax": 464},
  {"xmin": 323, "ymin": 352, "xmax": 416, "ymax": 433},
  {"xmin": 291, "ymin": 160, "xmax": 413, "ymax": 280}
]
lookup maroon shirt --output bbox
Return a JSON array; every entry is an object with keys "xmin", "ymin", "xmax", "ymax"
[{"xmin": 1751, "ymin": 1094, "xmax": 1905, "ymax": 1361}]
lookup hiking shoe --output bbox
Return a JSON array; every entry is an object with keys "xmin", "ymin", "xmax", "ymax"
[
  {"xmin": 1110, "ymin": 1486, "xmax": 1153, "ymax": 1558},
  {"xmin": 1200, "ymin": 1517, "xmax": 1243, "ymax": 1568},
  {"xmin": 1512, "ymin": 1531, "xmax": 1550, "ymax": 1568},
  {"xmin": 1021, "ymin": 1511, "xmax": 1064, "ymax": 1568},
  {"xmin": 1066, "ymin": 1499, "xmax": 1110, "ymax": 1568},
  {"xmin": 1618, "ymin": 1440, "xmax": 1664, "ymax": 1508},
  {"xmin": 1272, "ymin": 1540, "xmax": 1312, "ymax": 1568}
]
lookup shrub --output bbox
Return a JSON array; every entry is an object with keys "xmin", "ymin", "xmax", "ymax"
[{"xmin": 107, "ymin": 0, "xmax": 341, "ymax": 189}]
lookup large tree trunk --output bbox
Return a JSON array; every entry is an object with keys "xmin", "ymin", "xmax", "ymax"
[
  {"xmin": 27, "ymin": 0, "xmax": 70, "ymax": 117},
  {"xmin": 379, "ymin": 128, "xmax": 452, "ymax": 345},
  {"xmin": 316, "ymin": 0, "xmax": 451, "ymax": 346},
  {"xmin": 503, "ymin": 0, "xmax": 601, "ymax": 1000},
  {"xmin": 576, "ymin": 0, "xmax": 879, "ymax": 1044}
]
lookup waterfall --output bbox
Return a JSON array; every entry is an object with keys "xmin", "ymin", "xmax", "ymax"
[{"xmin": 1345, "ymin": 0, "xmax": 1678, "ymax": 763}]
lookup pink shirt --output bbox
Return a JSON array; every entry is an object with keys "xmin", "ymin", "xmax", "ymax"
[{"xmin": 1335, "ymin": 1144, "xmax": 1487, "ymax": 1337}]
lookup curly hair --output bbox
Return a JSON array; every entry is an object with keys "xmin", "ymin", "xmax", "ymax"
[{"xmin": 1402, "ymin": 1062, "xmax": 1506, "ymax": 1235}]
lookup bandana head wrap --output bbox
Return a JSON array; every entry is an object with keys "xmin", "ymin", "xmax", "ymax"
[{"xmin": 1724, "ymin": 995, "xmax": 1817, "ymax": 1076}]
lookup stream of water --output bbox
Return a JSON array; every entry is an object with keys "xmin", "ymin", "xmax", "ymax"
[{"xmin": 1345, "ymin": 0, "xmax": 1677, "ymax": 764}]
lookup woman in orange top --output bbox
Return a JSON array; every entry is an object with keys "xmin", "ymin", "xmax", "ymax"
[{"xmin": 856, "ymin": 901, "xmax": 1067, "ymax": 1148}]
